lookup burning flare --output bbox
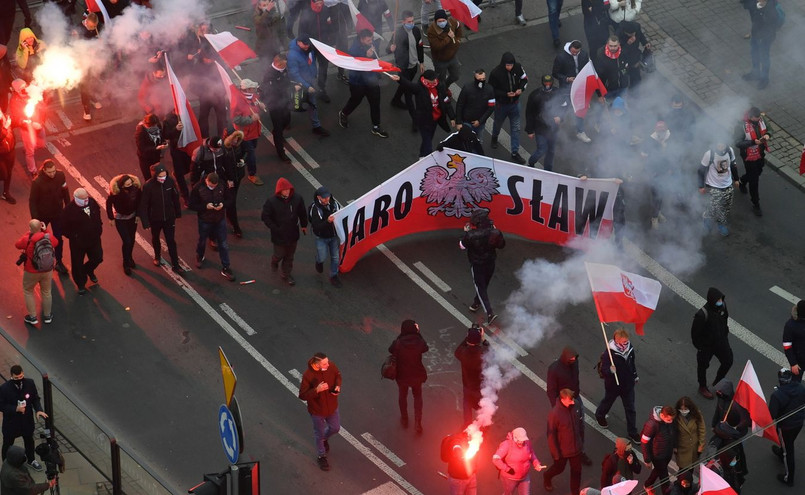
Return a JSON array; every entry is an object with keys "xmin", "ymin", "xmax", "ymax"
[
  {"xmin": 463, "ymin": 423, "xmax": 483, "ymax": 460},
  {"xmin": 32, "ymin": 45, "xmax": 83, "ymax": 91}
]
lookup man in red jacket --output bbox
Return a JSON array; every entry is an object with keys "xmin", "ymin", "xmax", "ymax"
[
  {"xmin": 15, "ymin": 219, "xmax": 58, "ymax": 325},
  {"xmin": 298, "ymin": 352, "xmax": 341, "ymax": 471}
]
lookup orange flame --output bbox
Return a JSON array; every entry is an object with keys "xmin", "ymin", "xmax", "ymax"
[{"xmin": 464, "ymin": 423, "xmax": 483, "ymax": 460}]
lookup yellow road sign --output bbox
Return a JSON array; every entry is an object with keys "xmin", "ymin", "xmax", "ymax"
[{"xmin": 219, "ymin": 347, "xmax": 237, "ymax": 407}]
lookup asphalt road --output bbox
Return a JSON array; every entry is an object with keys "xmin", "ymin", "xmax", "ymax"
[{"xmin": 1, "ymin": 3, "xmax": 804, "ymax": 494}]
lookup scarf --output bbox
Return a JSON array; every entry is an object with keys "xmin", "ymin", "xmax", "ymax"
[
  {"xmin": 422, "ymin": 78, "xmax": 442, "ymax": 122},
  {"xmin": 743, "ymin": 118, "xmax": 768, "ymax": 161},
  {"xmin": 605, "ymin": 45, "xmax": 621, "ymax": 59}
]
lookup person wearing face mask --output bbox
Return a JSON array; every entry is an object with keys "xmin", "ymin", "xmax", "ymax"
[
  {"xmin": 552, "ymin": 40, "xmax": 592, "ymax": 143},
  {"xmin": 298, "ymin": 352, "xmax": 342, "ymax": 471},
  {"xmin": 261, "ymin": 177, "xmax": 308, "ymax": 286},
  {"xmin": 525, "ymin": 75, "xmax": 562, "ymax": 171},
  {"xmin": 232, "ymin": 79, "xmax": 266, "ymax": 186},
  {"xmin": 29, "ymin": 160, "xmax": 70, "ymax": 275},
  {"xmin": 139, "ymin": 164, "xmax": 183, "ymax": 274},
  {"xmin": 595, "ymin": 328, "xmax": 641, "ymax": 444},
  {"xmin": 337, "ymin": 29, "xmax": 389, "ymax": 138},
  {"xmin": 698, "ymin": 142, "xmax": 738, "ymax": 236},
  {"xmin": 134, "ymin": 113, "xmax": 167, "ymax": 181},
  {"xmin": 0, "ymin": 365, "xmax": 47, "ymax": 471},
  {"xmin": 190, "ymin": 136, "xmax": 229, "ymax": 188},
  {"xmin": 189, "ymin": 172, "xmax": 236, "ymax": 281},
  {"xmin": 742, "ymin": 0, "xmax": 780, "ymax": 89},
  {"xmin": 60, "ymin": 187, "xmax": 103, "ymax": 295},
  {"xmin": 770, "ymin": 368, "xmax": 805, "ymax": 486},
  {"xmin": 547, "ymin": 347, "xmax": 593, "ymax": 466},
  {"xmin": 287, "ymin": 35, "xmax": 331, "ymax": 137},
  {"xmin": 600, "ymin": 437, "xmax": 641, "ymax": 488},
  {"xmin": 389, "ymin": 69, "xmax": 456, "ymax": 158},
  {"xmin": 544, "ymin": 389, "xmax": 584, "ymax": 494},
  {"xmin": 492, "ymin": 427, "xmax": 547, "ymax": 494},
  {"xmin": 455, "ymin": 69, "xmax": 495, "ymax": 141},
  {"xmin": 673, "ymin": 396, "xmax": 705, "ymax": 488},
  {"xmin": 137, "ymin": 63, "xmax": 172, "ymax": 119},
  {"xmin": 387, "ymin": 10, "xmax": 424, "ymax": 132},
  {"xmin": 106, "ymin": 174, "xmax": 142, "ymax": 276},
  {"xmin": 691, "ymin": 287, "xmax": 733, "ymax": 399},
  {"xmin": 427, "ymin": 10, "xmax": 463, "ymax": 90},
  {"xmin": 640, "ymin": 405, "xmax": 677, "ymax": 495},
  {"xmin": 261, "ymin": 53, "xmax": 294, "ymax": 163},
  {"xmin": 488, "ymin": 51, "xmax": 529, "ymax": 164}
]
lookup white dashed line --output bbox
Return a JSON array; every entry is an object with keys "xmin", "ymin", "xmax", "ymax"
[{"xmin": 361, "ymin": 433, "xmax": 406, "ymax": 467}]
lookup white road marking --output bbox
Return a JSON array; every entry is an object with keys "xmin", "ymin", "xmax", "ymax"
[
  {"xmin": 287, "ymin": 138, "xmax": 320, "ymax": 169},
  {"xmin": 45, "ymin": 119, "xmax": 58, "ymax": 133},
  {"xmin": 260, "ymin": 128, "xmax": 322, "ymax": 189},
  {"xmin": 219, "ymin": 303, "xmax": 257, "ymax": 336},
  {"xmin": 361, "ymin": 433, "xmax": 406, "ymax": 467},
  {"xmin": 413, "ymin": 262, "xmax": 451, "ymax": 292},
  {"xmin": 625, "ymin": 239, "xmax": 787, "ymax": 367},
  {"xmin": 770, "ymin": 286, "xmax": 799, "ymax": 305},
  {"xmin": 361, "ymin": 482, "xmax": 407, "ymax": 495},
  {"xmin": 56, "ymin": 109, "xmax": 73, "ymax": 129},
  {"xmin": 288, "ymin": 369, "xmax": 303, "ymax": 382}
]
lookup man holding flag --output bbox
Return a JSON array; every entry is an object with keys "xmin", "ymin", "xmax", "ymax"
[{"xmin": 337, "ymin": 29, "xmax": 389, "ymax": 138}]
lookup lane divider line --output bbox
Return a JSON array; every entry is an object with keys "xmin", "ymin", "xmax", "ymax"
[
  {"xmin": 287, "ymin": 138, "xmax": 320, "ymax": 169},
  {"xmin": 413, "ymin": 261, "xmax": 452, "ymax": 292},
  {"xmin": 770, "ymin": 285, "xmax": 799, "ymax": 305},
  {"xmin": 220, "ymin": 303, "xmax": 257, "ymax": 336},
  {"xmin": 361, "ymin": 433, "xmax": 406, "ymax": 468}
]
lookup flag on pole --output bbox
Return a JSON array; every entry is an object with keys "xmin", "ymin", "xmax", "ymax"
[
  {"xmin": 309, "ymin": 39, "xmax": 400, "ymax": 72},
  {"xmin": 165, "ymin": 55, "xmax": 202, "ymax": 156},
  {"xmin": 441, "ymin": 0, "xmax": 482, "ymax": 32},
  {"xmin": 799, "ymin": 144, "xmax": 805, "ymax": 175},
  {"xmin": 698, "ymin": 464, "xmax": 737, "ymax": 495},
  {"xmin": 215, "ymin": 61, "xmax": 247, "ymax": 114},
  {"xmin": 204, "ymin": 32, "xmax": 258, "ymax": 68},
  {"xmin": 601, "ymin": 480, "xmax": 639, "ymax": 495},
  {"xmin": 346, "ymin": 0, "xmax": 377, "ymax": 33},
  {"xmin": 585, "ymin": 262, "xmax": 662, "ymax": 335},
  {"xmin": 733, "ymin": 360, "xmax": 780, "ymax": 445},
  {"xmin": 571, "ymin": 61, "xmax": 607, "ymax": 118},
  {"xmin": 86, "ymin": 0, "xmax": 111, "ymax": 25}
]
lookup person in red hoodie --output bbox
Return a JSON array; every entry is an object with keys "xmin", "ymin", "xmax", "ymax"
[
  {"xmin": 261, "ymin": 177, "xmax": 307, "ymax": 285},
  {"xmin": 15, "ymin": 219, "xmax": 59, "ymax": 325}
]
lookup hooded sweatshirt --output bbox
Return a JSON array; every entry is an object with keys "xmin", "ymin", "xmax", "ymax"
[
  {"xmin": 388, "ymin": 320, "xmax": 429, "ymax": 385},
  {"xmin": 546, "ymin": 346, "xmax": 580, "ymax": 406},
  {"xmin": 770, "ymin": 380, "xmax": 805, "ymax": 430},
  {"xmin": 0, "ymin": 445, "xmax": 49, "ymax": 495},
  {"xmin": 489, "ymin": 52, "xmax": 528, "ymax": 105},
  {"xmin": 641, "ymin": 406, "xmax": 676, "ymax": 463},
  {"xmin": 15, "ymin": 27, "xmax": 45, "ymax": 70},
  {"xmin": 691, "ymin": 287, "xmax": 730, "ymax": 351},
  {"xmin": 261, "ymin": 177, "xmax": 308, "ymax": 245},
  {"xmin": 492, "ymin": 431, "xmax": 540, "ymax": 481},
  {"xmin": 552, "ymin": 41, "xmax": 590, "ymax": 87}
]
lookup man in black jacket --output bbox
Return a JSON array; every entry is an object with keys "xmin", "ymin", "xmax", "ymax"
[
  {"xmin": 641, "ymin": 405, "xmax": 677, "ymax": 495},
  {"xmin": 691, "ymin": 287, "xmax": 733, "ymax": 399},
  {"xmin": 0, "ymin": 445, "xmax": 54, "ymax": 494},
  {"xmin": 134, "ymin": 113, "xmax": 167, "ymax": 180},
  {"xmin": 262, "ymin": 177, "xmax": 308, "ymax": 286},
  {"xmin": 0, "ymin": 365, "xmax": 47, "ymax": 469},
  {"xmin": 525, "ymin": 75, "xmax": 561, "ymax": 171},
  {"xmin": 437, "ymin": 125, "xmax": 484, "ymax": 156},
  {"xmin": 190, "ymin": 136, "xmax": 230, "ymax": 188},
  {"xmin": 460, "ymin": 209, "xmax": 505, "ymax": 325},
  {"xmin": 593, "ymin": 36, "xmax": 629, "ymax": 100},
  {"xmin": 388, "ymin": 10, "xmax": 424, "ymax": 131},
  {"xmin": 489, "ymin": 52, "xmax": 528, "ymax": 164},
  {"xmin": 552, "ymin": 40, "xmax": 592, "ymax": 143},
  {"xmin": 770, "ymin": 368, "xmax": 805, "ymax": 486},
  {"xmin": 544, "ymin": 389, "xmax": 584, "ymax": 494},
  {"xmin": 308, "ymin": 186, "xmax": 342, "ymax": 287},
  {"xmin": 138, "ymin": 164, "xmax": 182, "ymax": 274},
  {"xmin": 783, "ymin": 301, "xmax": 805, "ymax": 383},
  {"xmin": 298, "ymin": 0, "xmax": 334, "ymax": 102},
  {"xmin": 391, "ymin": 69, "xmax": 455, "ymax": 158},
  {"xmin": 61, "ymin": 188, "xmax": 103, "ymax": 295},
  {"xmin": 595, "ymin": 328, "xmax": 640, "ymax": 443},
  {"xmin": 29, "ymin": 159, "xmax": 70, "ymax": 274},
  {"xmin": 189, "ymin": 172, "xmax": 235, "ymax": 281},
  {"xmin": 735, "ymin": 106, "xmax": 770, "ymax": 216},
  {"xmin": 455, "ymin": 69, "xmax": 495, "ymax": 140},
  {"xmin": 454, "ymin": 325, "xmax": 488, "ymax": 425},
  {"xmin": 261, "ymin": 53, "xmax": 293, "ymax": 163},
  {"xmin": 547, "ymin": 346, "xmax": 592, "ymax": 466}
]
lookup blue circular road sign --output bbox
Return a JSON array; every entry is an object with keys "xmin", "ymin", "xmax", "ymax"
[{"xmin": 218, "ymin": 404, "xmax": 239, "ymax": 464}]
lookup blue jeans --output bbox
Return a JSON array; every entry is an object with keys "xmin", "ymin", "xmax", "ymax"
[
  {"xmin": 492, "ymin": 103, "xmax": 521, "ymax": 154},
  {"xmin": 315, "ymin": 236, "xmax": 340, "ymax": 277},
  {"xmin": 196, "ymin": 217, "xmax": 230, "ymax": 268},
  {"xmin": 750, "ymin": 36, "xmax": 773, "ymax": 80},
  {"xmin": 311, "ymin": 409, "xmax": 340, "ymax": 457},
  {"xmin": 528, "ymin": 133, "xmax": 557, "ymax": 170},
  {"xmin": 547, "ymin": 0, "xmax": 564, "ymax": 41},
  {"xmin": 501, "ymin": 477, "xmax": 530, "ymax": 495},
  {"xmin": 241, "ymin": 138, "xmax": 258, "ymax": 176},
  {"xmin": 462, "ymin": 121, "xmax": 484, "ymax": 141},
  {"xmin": 308, "ymin": 91, "xmax": 321, "ymax": 129},
  {"xmin": 449, "ymin": 474, "xmax": 477, "ymax": 495}
]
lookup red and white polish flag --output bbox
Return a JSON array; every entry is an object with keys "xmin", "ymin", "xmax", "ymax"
[
  {"xmin": 204, "ymin": 32, "xmax": 258, "ymax": 68},
  {"xmin": 85, "ymin": 0, "xmax": 111, "ymax": 25},
  {"xmin": 585, "ymin": 262, "xmax": 662, "ymax": 335},
  {"xmin": 165, "ymin": 54, "xmax": 202, "ymax": 156},
  {"xmin": 441, "ymin": 0, "xmax": 482, "ymax": 32},
  {"xmin": 309, "ymin": 39, "xmax": 400, "ymax": 72},
  {"xmin": 698, "ymin": 464, "xmax": 737, "ymax": 495},
  {"xmin": 214, "ymin": 61, "xmax": 248, "ymax": 114},
  {"xmin": 601, "ymin": 480, "xmax": 638, "ymax": 495},
  {"xmin": 798, "ymin": 144, "xmax": 805, "ymax": 175},
  {"xmin": 733, "ymin": 360, "xmax": 781, "ymax": 445},
  {"xmin": 571, "ymin": 61, "xmax": 607, "ymax": 118},
  {"xmin": 346, "ymin": 0, "xmax": 376, "ymax": 34}
]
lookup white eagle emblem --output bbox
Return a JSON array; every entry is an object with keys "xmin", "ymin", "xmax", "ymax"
[
  {"xmin": 419, "ymin": 154, "xmax": 499, "ymax": 217},
  {"xmin": 621, "ymin": 273, "xmax": 635, "ymax": 300}
]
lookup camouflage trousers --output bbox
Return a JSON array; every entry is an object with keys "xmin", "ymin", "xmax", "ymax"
[{"xmin": 704, "ymin": 186, "xmax": 733, "ymax": 225}]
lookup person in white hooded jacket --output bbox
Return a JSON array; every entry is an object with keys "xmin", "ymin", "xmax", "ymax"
[{"xmin": 609, "ymin": 0, "xmax": 642, "ymax": 28}]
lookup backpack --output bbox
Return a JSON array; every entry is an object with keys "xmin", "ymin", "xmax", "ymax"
[
  {"xmin": 29, "ymin": 233, "xmax": 55, "ymax": 272},
  {"xmin": 381, "ymin": 354, "xmax": 397, "ymax": 380}
]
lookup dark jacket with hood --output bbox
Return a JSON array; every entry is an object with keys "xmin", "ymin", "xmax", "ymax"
[
  {"xmin": 616, "ymin": 21, "xmax": 648, "ymax": 68},
  {"xmin": 691, "ymin": 288, "xmax": 731, "ymax": 352},
  {"xmin": 261, "ymin": 177, "xmax": 308, "ymax": 245},
  {"xmin": 552, "ymin": 42, "xmax": 590, "ymax": 89},
  {"xmin": 222, "ymin": 131, "xmax": 246, "ymax": 182},
  {"xmin": 641, "ymin": 406, "xmax": 677, "ymax": 463},
  {"xmin": 308, "ymin": 194, "xmax": 341, "ymax": 239},
  {"xmin": 770, "ymin": 380, "xmax": 805, "ymax": 431},
  {"xmin": 190, "ymin": 137, "xmax": 229, "ymax": 186},
  {"xmin": 783, "ymin": 301, "xmax": 805, "ymax": 371},
  {"xmin": 106, "ymin": 174, "xmax": 142, "ymax": 220},
  {"xmin": 525, "ymin": 85, "xmax": 561, "ymax": 136},
  {"xmin": 547, "ymin": 399, "xmax": 584, "ymax": 459},
  {"xmin": 29, "ymin": 169, "xmax": 70, "ymax": 221},
  {"xmin": 396, "ymin": 74, "xmax": 455, "ymax": 130},
  {"xmin": 441, "ymin": 431, "xmax": 477, "ymax": 479},
  {"xmin": 600, "ymin": 338, "xmax": 638, "ymax": 390},
  {"xmin": 460, "ymin": 210, "xmax": 505, "ymax": 265},
  {"xmin": 711, "ymin": 380, "xmax": 750, "ymax": 436},
  {"xmin": 489, "ymin": 52, "xmax": 528, "ymax": 105},
  {"xmin": 298, "ymin": 358, "xmax": 341, "ymax": 417},
  {"xmin": 388, "ymin": 320, "xmax": 429, "ymax": 385},
  {"xmin": 454, "ymin": 331, "xmax": 489, "ymax": 397},
  {"xmin": 0, "ymin": 445, "xmax": 49, "ymax": 495},
  {"xmin": 600, "ymin": 437, "xmax": 641, "ymax": 488},
  {"xmin": 547, "ymin": 346, "xmax": 580, "ymax": 406},
  {"xmin": 61, "ymin": 197, "xmax": 103, "ymax": 247},
  {"xmin": 138, "ymin": 165, "xmax": 182, "ymax": 228}
]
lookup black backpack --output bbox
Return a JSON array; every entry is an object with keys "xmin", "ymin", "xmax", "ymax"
[{"xmin": 29, "ymin": 234, "xmax": 56, "ymax": 272}]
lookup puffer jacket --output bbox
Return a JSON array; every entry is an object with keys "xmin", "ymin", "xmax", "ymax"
[
  {"xmin": 770, "ymin": 381, "xmax": 805, "ymax": 431},
  {"xmin": 388, "ymin": 320, "xmax": 429, "ymax": 385},
  {"xmin": 641, "ymin": 406, "xmax": 677, "ymax": 463},
  {"xmin": 106, "ymin": 174, "xmax": 142, "ymax": 220}
]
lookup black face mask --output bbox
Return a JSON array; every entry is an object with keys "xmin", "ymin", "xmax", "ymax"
[
  {"xmin": 12, "ymin": 378, "xmax": 23, "ymax": 385},
  {"xmin": 475, "ymin": 79, "xmax": 485, "ymax": 89}
]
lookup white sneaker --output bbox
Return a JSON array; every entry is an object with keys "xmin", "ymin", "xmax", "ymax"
[
  {"xmin": 516, "ymin": 15, "xmax": 526, "ymax": 26},
  {"xmin": 576, "ymin": 132, "xmax": 592, "ymax": 143},
  {"xmin": 83, "ymin": 112, "xmax": 92, "ymax": 121},
  {"xmin": 93, "ymin": 101, "xmax": 103, "ymax": 109}
]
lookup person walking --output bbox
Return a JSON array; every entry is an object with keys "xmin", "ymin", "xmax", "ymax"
[
  {"xmin": 640, "ymin": 405, "xmax": 677, "ymax": 495},
  {"xmin": 298, "ymin": 352, "xmax": 341, "ymax": 471},
  {"xmin": 698, "ymin": 142, "xmax": 738, "ymax": 236},
  {"xmin": 492, "ymin": 427, "xmax": 547, "ymax": 495},
  {"xmin": 489, "ymin": 52, "xmax": 528, "ymax": 164},
  {"xmin": 735, "ymin": 106, "xmax": 770, "ymax": 216},
  {"xmin": 552, "ymin": 40, "xmax": 592, "ymax": 143},
  {"xmin": 544, "ymin": 389, "xmax": 584, "ymax": 494},
  {"xmin": 29, "ymin": 160, "xmax": 70, "ymax": 275},
  {"xmin": 286, "ymin": 36, "xmax": 331, "ymax": 137},
  {"xmin": 388, "ymin": 319, "xmax": 429, "ymax": 434},
  {"xmin": 261, "ymin": 53, "xmax": 294, "ymax": 163},
  {"xmin": 454, "ymin": 324, "xmax": 488, "ymax": 426},
  {"xmin": 0, "ymin": 365, "xmax": 47, "ymax": 470},
  {"xmin": 455, "ymin": 69, "xmax": 495, "ymax": 140},
  {"xmin": 188, "ymin": 172, "xmax": 236, "ymax": 281},
  {"xmin": 308, "ymin": 186, "xmax": 342, "ymax": 287},
  {"xmin": 770, "ymin": 368, "xmax": 805, "ymax": 487},
  {"xmin": 134, "ymin": 113, "xmax": 167, "ymax": 181},
  {"xmin": 390, "ymin": 69, "xmax": 455, "ymax": 158},
  {"xmin": 221, "ymin": 130, "xmax": 246, "ymax": 238},
  {"xmin": 138, "ymin": 164, "xmax": 182, "ymax": 274},
  {"xmin": 547, "ymin": 346, "xmax": 593, "ymax": 465},
  {"xmin": 742, "ymin": 0, "xmax": 780, "ymax": 89},
  {"xmin": 440, "ymin": 428, "xmax": 478, "ymax": 494},
  {"xmin": 337, "ymin": 29, "xmax": 389, "ymax": 138},
  {"xmin": 525, "ymin": 74, "xmax": 562, "ymax": 171},
  {"xmin": 14, "ymin": 219, "xmax": 57, "ymax": 325},
  {"xmin": 691, "ymin": 287, "xmax": 733, "ymax": 399},
  {"xmin": 783, "ymin": 300, "xmax": 805, "ymax": 383},
  {"xmin": 261, "ymin": 177, "xmax": 308, "ymax": 286},
  {"xmin": 427, "ymin": 10, "xmax": 462, "ymax": 90},
  {"xmin": 106, "ymin": 174, "xmax": 141, "ymax": 275},
  {"xmin": 60, "ymin": 188, "xmax": 103, "ymax": 295},
  {"xmin": 231, "ymin": 79, "xmax": 266, "ymax": 186},
  {"xmin": 711, "ymin": 379, "xmax": 750, "ymax": 487},
  {"xmin": 594, "ymin": 328, "xmax": 640, "ymax": 443},
  {"xmin": 387, "ymin": 10, "xmax": 424, "ymax": 132},
  {"xmin": 673, "ymin": 396, "xmax": 705, "ymax": 488},
  {"xmin": 460, "ymin": 209, "xmax": 506, "ymax": 325}
]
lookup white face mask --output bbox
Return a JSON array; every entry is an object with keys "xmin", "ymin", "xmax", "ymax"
[
  {"xmin": 436, "ymin": 20, "xmax": 448, "ymax": 29},
  {"xmin": 74, "ymin": 197, "xmax": 89, "ymax": 207},
  {"xmin": 679, "ymin": 409, "xmax": 690, "ymax": 417}
]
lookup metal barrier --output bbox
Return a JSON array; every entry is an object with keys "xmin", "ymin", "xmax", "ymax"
[{"xmin": 0, "ymin": 327, "xmax": 174, "ymax": 495}]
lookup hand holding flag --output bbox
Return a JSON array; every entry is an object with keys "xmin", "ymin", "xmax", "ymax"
[
  {"xmin": 733, "ymin": 360, "xmax": 780, "ymax": 445},
  {"xmin": 571, "ymin": 61, "xmax": 607, "ymax": 118}
]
